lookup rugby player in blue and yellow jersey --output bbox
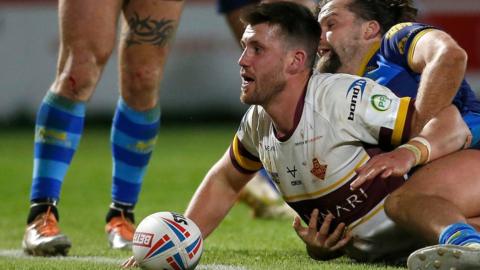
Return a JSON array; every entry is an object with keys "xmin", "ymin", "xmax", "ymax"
[{"xmin": 317, "ymin": 0, "xmax": 480, "ymax": 268}]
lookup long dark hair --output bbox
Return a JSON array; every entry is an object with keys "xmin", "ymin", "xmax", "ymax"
[{"xmin": 318, "ymin": 0, "xmax": 418, "ymax": 34}]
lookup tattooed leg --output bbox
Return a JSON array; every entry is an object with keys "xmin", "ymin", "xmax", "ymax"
[
  {"xmin": 104, "ymin": 0, "xmax": 184, "ymax": 216},
  {"xmin": 119, "ymin": 0, "xmax": 184, "ymax": 108},
  {"xmin": 125, "ymin": 12, "xmax": 176, "ymax": 47}
]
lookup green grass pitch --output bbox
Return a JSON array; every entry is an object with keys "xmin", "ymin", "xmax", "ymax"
[{"xmin": 0, "ymin": 123, "xmax": 406, "ymax": 270}]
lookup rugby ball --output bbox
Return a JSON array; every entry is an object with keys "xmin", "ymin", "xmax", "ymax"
[{"xmin": 132, "ymin": 212, "xmax": 203, "ymax": 270}]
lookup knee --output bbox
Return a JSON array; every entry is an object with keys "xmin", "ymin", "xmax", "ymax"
[
  {"xmin": 55, "ymin": 44, "xmax": 113, "ymax": 101},
  {"xmin": 384, "ymin": 191, "xmax": 404, "ymax": 221},
  {"xmin": 121, "ymin": 64, "xmax": 162, "ymax": 109},
  {"xmin": 123, "ymin": 64, "xmax": 161, "ymax": 93}
]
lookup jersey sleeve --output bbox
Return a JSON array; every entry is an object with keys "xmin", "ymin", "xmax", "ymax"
[
  {"xmin": 320, "ymin": 74, "xmax": 415, "ymax": 149},
  {"xmin": 229, "ymin": 106, "xmax": 263, "ymax": 174},
  {"xmin": 381, "ymin": 22, "xmax": 436, "ymax": 70}
]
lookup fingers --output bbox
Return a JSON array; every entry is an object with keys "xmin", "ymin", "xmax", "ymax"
[
  {"xmin": 292, "ymin": 210, "xmax": 352, "ymax": 254},
  {"xmin": 330, "ymin": 231, "xmax": 353, "ymax": 251},
  {"xmin": 381, "ymin": 168, "xmax": 393, "ymax": 178},
  {"xmin": 317, "ymin": 212, "xmax": 333, "ymax": 237},
  {"xmin": 121, "ymin": 256, "xmax": 137, "ymax": 268},
  {"xmin": 293, "ymin": 209, "xmax": 323, "ymax": 241},
  {"xmin": 352, "ymin": 155, "xmax": 394, "ymax": 190},
  {"xmin": 351, "ymin": 165, "xmax": 385, "ymax": 189},
  {"xmin": 292, "ymin": 215, "xmax": 302, "ymax": 234},
  {"xmin": 308, "ymin": 209, "xmax": 319, "ymax": 232},
  {"xmin": 325, "ymin": 222, "xmax": 345, "ymax": 245}
]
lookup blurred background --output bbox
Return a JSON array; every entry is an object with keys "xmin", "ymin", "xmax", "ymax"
[{"xmin": 0, "ymin": 0, "xmax": 479, "ymax": 125}]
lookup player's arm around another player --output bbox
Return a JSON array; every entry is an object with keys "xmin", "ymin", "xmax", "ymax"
[
  {"xmin": 352, "ymin": 105, "xmax": 471, "ymax": 188},
  {"xmin": 293, "ymin": 101, "xmax": 472, "ymax": 261},
  {"xmin": 407, "ymin": 29, "xmax": 468, "ymax": 135}
]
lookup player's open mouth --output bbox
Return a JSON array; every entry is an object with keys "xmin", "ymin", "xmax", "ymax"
[{"xmin": 241, "ymin": 73, "xmax": 255, "ymax": 88}]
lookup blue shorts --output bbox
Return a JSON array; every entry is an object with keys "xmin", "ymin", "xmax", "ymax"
[
  {"xmin": 217, "ymin": 0, "xmax": 259, "ymax": 14},
  {"xmin": 462, "ymin": 111, "xmax": 480, "ymax": 148}
]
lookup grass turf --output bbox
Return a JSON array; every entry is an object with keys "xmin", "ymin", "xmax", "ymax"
[{"xmin": 0, "ymin": 123, "xmax": 406, "ymax": 270}]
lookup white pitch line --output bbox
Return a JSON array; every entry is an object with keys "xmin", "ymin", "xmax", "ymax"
[
  {"xmin": 0, "ymin": 249, "xmax": 248, "ymax": 270},
  {"xmin": 0, "ymin": 249, "xmax": 123, "ymax": 264}
]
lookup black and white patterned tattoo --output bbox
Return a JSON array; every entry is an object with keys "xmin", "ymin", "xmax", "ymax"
[{"xmin": 126, "ymin": 12, "xmax": 176, "ymax": 47}]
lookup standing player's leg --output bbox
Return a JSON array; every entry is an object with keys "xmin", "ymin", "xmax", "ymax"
[
  {"xmin": 23, "ymin": 0, "xmax": 122, "ymax": 256},
  {"xmin": 218, "ymin": 0, "xmax": 258, "ymax": 42},
  {"xmin": 105, "ymin": 0, "xmax": 184, "ymax": 249}
]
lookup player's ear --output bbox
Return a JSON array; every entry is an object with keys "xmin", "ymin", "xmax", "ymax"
[
  {"xmin": 364, "ymin": 20, "xmax": 381, "ymax": 40},
  {"xmin": 286, "ymin": 49, "xmax": 307, "ymax": 74}
]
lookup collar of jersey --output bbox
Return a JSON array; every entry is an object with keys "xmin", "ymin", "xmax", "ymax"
[{"xmin": 355, "ymin": 41, "xmax": 381, "ymax": 76}]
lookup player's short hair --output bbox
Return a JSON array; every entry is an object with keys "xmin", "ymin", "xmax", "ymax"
[
  {"xmin": 241, "ymin": 1, "xmax": 321, "ymax": 68},
  {"xmin": 318, "ymin": 0, "xmax": 418, "ymax": 35}
]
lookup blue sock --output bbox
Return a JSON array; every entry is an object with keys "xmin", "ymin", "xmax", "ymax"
[
  {"xmin": 30, "ymin": 92, "xmax": 86, "ymax": 201},
  {"xmin": 110, "ymin": 99, "xmax": 161, "ymax": 205},
  {"xmin": 439, "ymin": 223, "xmax": 480, "ymax": 246}
]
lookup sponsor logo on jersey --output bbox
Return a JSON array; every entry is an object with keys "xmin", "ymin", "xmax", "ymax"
[
  {"xmin": 318, "ymin": 188, "xmax": 368, "ymax": 219},
  {"xmin": 264, "ymin": 144, "xmax": 276, "ymax": 151},
  {"xmin": 310, "ymin": 158, "xmax": 327, "ymax": 180},
  {"xmin": 370, "ymin": 94, "xmax": 392, "ymax": 111},
  {"xmin": 295, "ymin": 135, "xmax": 322, "ymax": 146},
  {"xmin": 291, "ymin": 180, "xmax": 303, "ymax": 186},
  {"xmin": 346, "ymin": 79, "xmax": 367, "ymax": 121},
  {"xmin": 286, "ymin": 165, "xmax": 297, "ymax": 178},
  {"xmin": 385, "ymin": 22, "xmax": 413, "ymax": 39},
  {"xmin": 397, "ymin": 36, "xmax": 408, "ymax": 55}
]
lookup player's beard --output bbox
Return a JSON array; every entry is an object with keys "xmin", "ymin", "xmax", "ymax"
[
  {"xmin": 240, "ymin": 72, "xmax": 286, "ymax": 106},
  {"xmin": 316, "ymin": 48, "xmax": 342, "ymax": 73}
]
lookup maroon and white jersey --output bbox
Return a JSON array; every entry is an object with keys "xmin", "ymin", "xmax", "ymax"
[{"xmin": 230, "ymin": 72, "xmax": 418, "ymax": 259}]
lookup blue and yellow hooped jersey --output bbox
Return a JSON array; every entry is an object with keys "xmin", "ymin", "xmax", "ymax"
[{"xmin": 359, "ymin": 22, "xmax": 480, "ymax": 115}]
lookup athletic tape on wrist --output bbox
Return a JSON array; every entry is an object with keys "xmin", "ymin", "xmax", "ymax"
[
  {"xmin": 410, "ymin": 136, "xmax": 431, "ymax": 162},
  {"xmin": 398, "ymin": 143, "xmax": 422, "ymax": 166}
]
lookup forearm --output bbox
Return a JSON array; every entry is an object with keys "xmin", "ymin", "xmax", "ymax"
[
  {"xmin": 413, "ymin": 105, "xmax": 470, "ymax": 162},
  {"xmin": 185, "ymin": 176, "xmax": 240, "ymax": 238},
  {"xmin": 185, "ymin": 152, "xmax": 253, "ymax": 238},
  {"xmin": 413, "ymin": 63, "xmax": 465, "ymax": 134},
  {"xmin": 410, "ymin": 32, "xmax": 467, "ymax": 135}
]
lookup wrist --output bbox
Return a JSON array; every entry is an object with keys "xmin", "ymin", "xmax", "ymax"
[{"xmin": 397, "ymin": 137, "xmax": 431, "ymax": 166}]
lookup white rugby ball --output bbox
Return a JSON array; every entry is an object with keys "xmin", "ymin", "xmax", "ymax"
[{"xmin": 132, "ymin": 212, "xmax": 203, "ymax": 270}]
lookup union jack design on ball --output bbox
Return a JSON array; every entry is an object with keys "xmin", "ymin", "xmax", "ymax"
[
  {"xmin": 161, "ymin": 217, "xmax": 191, "ymax": 240},
  {"xmin": 185, "ymin": 236, "xmax": 203, "ymax": 259},
  {"xmin": 143, "ymin": 234, "xmax": 175, "ymax": 260},
  {"xmin": 166, "ymin": 253, "xmax": 185, "ymax": 270},
  {"xmin": 141, "ymin": 217, "xmax": 202, "ymax": 270}
]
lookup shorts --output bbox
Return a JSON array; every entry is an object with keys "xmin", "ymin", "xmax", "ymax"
[
  {"xmin": 345, "ymin": 199, "xmax": 424, "ymax": 263},
  {"xmin": 462, "ymin": 111, "xmax": 480, "ymax": 148}
]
